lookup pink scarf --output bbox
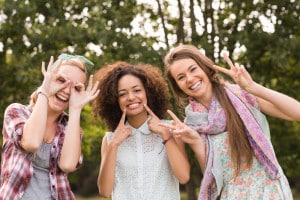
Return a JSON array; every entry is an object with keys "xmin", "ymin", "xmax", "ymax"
[{"xmin": 185, "ymin": 84, "xmax": 280, "ymax": 200}]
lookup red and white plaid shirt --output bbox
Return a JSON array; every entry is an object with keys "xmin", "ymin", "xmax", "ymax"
[{"xmin": 0, "ymin": 103, "xmax": 82, "ymax": 200}]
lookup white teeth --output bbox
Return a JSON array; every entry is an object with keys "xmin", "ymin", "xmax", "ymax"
[
  {"xmin": 190, "ymin": 81, "xmax": 202, "ymax": 90},
  {"xmin": 128, "ymin": 103, "xmax": 139, "ymax": 109},
  {"xmin": 57, "ymin": 94, "xmax": 68, "ymax": 101}
]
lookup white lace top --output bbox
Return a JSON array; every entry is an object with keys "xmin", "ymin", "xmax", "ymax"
[{"xmin": 106, "ymin": 118, "xmax": 180, "ymax": 200}]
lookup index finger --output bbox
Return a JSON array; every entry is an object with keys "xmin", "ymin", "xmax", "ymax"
[
  {"xmin": 118, "ymin": 109, "xmax": 127, "ymax": 125},
  {"xmin": 167, "ymin": 110, "xmax": 182, "ymax": 123},
  {"xmin": 223, "ymin": 53, "xmax": 235, "ymax": 70},
  {"xmin": 143, "ymin": 104, "xmax": 157, "ymax": 118},
  {"xmin": 212, "ymin": 64, "xmax": 231, "ymax": 76}
]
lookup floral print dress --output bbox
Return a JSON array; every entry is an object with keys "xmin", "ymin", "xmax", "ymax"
[
  {"xmin": 210, "ymin": 131, "xmax": 293, "ymax": 200},
  {"xmin": 186, "ymin": 85, "xmax": 293, "ymax": 200}
]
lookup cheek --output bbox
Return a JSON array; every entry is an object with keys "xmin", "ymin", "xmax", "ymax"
[
  {"xmin": 176, "ymin": 80, "xmax": 186, "ymax": 90},
  {"xmin": 118, "ymin": 97, "xmax": 126, "ymax": 110}
]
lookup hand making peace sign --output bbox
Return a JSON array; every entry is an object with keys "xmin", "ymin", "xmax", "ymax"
[
  {"xmin": 212, "ymin": 54, "xmax": 255, "ymax": 91},
  {"xmin": 159, "ymin": 110, "xmax": 201, "ymax": 145}
]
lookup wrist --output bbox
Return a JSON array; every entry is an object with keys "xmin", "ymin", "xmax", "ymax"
[
  {"xmin": 162, "ymin": 134, "xmax": 173, "ymax": 145},
  {"xmin": 37, "ymin": 88, "xmax": 49, "ymax": 97},
  {"xmin": 37, "ymin": 89, "xmax": 49, "ymax": 103}
]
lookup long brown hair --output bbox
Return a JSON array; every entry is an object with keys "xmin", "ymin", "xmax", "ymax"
[{"xmin": 164, "ymin": 44, "xmax": 253, "ymax": 176}]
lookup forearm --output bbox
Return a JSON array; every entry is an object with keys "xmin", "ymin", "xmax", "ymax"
[
  {"xmin": 165, "ymin": 138, "xmax": 190, "ymax": 184},
  {"xmin": 248, "ymin": 82, "xmax": 300, "ymax": 121},
  {"xmin": 190, "ymin": 140, "xmax": 206, "ymax": 172},
  {"xmin": 22, "ymin": 93, "xmax": 48, "ymax": 152},
  {"xmin": 59, "ymin": 109, "xmax": 82, "ymax": 172},
  {"xmin": 98, "ymin": 141, "xmax": 118, "ymax": 197}
]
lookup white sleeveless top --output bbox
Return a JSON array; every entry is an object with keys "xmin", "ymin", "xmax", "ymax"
[{"xmin": 106, "ymin": 118, "xmax": 180, "ymax": 200}]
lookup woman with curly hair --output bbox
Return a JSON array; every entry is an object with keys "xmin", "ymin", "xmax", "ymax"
[{"xmin": 92, "ymin": 61, "xmax": 190, "ymax": 200}]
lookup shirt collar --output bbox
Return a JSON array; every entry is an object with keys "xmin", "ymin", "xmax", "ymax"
[{"xmin": 127, "ymin": 116, "xmax": 152, "ymax": 136}]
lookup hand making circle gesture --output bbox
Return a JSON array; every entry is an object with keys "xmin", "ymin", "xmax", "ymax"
[
  {"xmin": 40, "ymin": 56, "xmax": 71, "ymax": 97},
  {"xmin": 68, "ymin": 75, "xmax": 100, "ymax": 110}
]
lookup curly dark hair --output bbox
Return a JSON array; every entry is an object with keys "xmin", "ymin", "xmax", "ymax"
[{"xmin": 92, "ymin": 61, "xmax": 170, "ymax": 131}]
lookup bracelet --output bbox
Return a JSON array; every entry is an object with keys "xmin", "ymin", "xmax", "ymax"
[
  {"xmin": 37, "ymin": 91, "xmax": 49, "ymax": 103},
  {"xmin": 162, "ymin": 134, "xmax": 173, "ymax": 145}
]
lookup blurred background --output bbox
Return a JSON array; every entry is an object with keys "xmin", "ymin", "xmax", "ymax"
[{"xmin": 0, "ymin": 0, "xmax": 299, "ymax": 199}]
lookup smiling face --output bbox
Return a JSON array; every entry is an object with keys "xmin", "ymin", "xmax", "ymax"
[
  {"xmin": 117, "ymin": 74, "xmax": 148, "ymax": 123},
  {"xmin": 169, "ymin": 58, "xmax": 213, "ymax": 106},
  {"xmin": 49, "ymin": 64, "xmax": 86, "ymax": 113}
]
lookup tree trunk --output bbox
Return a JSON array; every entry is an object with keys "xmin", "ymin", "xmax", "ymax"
[
  {"xmin": 185, "ymin": 178, "xmax": 197, "ymax": 200},
  {"xmin": 176, "ymin": 0, "xmax": 185, "ymax": 44},
  {"xmin": 155, "ymin": 0, "xmax": 169, "ymax": 48}
]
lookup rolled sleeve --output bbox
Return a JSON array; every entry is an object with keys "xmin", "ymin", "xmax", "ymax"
[{"xmin": 3, "ymin": 103, "xmax": 31, "ymax": 149}]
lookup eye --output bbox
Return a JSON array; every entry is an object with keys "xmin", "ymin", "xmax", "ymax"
[
  {"xmin": 57, "ymin": 77, "xmax": 66, "ymax": 83},
  {"xmin": 177, "ymin": 75, "xmax": 184, "ymax": 81},
  {"xmin": 75, "ymin": 85, "xmax": 81, "ymax": 92},
  {"xmin": 118, "ymin": 92, "xmax": 126, "ymax": 97},
  {"xmin": 190, "ymin": 66, "xmax": 197, "ymax": 72}
]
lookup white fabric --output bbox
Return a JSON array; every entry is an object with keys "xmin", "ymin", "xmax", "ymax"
[{"xmin": 106, "ymin": 118, "xmax": 180, "ymax": 200}]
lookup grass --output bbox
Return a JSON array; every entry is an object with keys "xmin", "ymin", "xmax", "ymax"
[
  {"xmin": 76, "ymin": 191, "xmax": 300, "ymax": 200},
  {"xmin": 75, "ymin": 193, "xmax": 188, "ymax": 200}
]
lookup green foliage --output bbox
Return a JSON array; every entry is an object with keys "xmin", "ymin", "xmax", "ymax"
[
  {"xmin": 69, "ymin": 105, "xmax": 107, "ymax": 196},
  {"xmin": 0, "ymin": 0, "xmax": 300, "ymax": 198}
]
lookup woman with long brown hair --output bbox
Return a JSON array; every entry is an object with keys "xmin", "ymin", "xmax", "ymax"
[{"xmin": 161, "ymin": 44, "xmax": 300, "ymax": 199}]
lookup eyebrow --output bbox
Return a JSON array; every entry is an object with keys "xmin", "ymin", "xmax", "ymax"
[{"xmin": 118, "ymin": 85, "xmax": 140, "ymax": 93}]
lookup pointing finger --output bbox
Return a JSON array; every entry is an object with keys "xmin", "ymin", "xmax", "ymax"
[
  {"xmin": 167, "ymin": 110, "xmax": 181, "ymax": 123},
  {"xmin": 158, "ymin": 122, "xmax": 175, "ymax": 130},
  {"xmin": 212, "ymin": 64, "xmax": 231, "ymax": 76},
  {"xmin": 223, "ymin": 54, "xmax": 236, "ymax": 70},
  {"xmin": 119, "ymin": 109, "xmax": 127, "ymax": 125},
  {"xmin": 143, "ymin": 104, "xmax": 157, "ymax": 118}
]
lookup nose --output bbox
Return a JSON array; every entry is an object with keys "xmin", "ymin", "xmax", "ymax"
[
  {"xmin": 186, "ymin": 73, "xmax": 194, "ymax": 83},
  {"xmin": 127, "ymin": 91, "xmax": 135, "ymax": 100},
  {"xmin": 62, "ymin": 84, "xmax": 72, "ymax": 94}
]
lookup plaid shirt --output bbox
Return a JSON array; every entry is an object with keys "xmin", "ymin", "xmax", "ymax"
[{"xmin": 0, "ymin": 103, "xmax": 83, "ymax": 200}]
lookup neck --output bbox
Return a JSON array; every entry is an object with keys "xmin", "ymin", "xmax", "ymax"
[
  {"xmin": 127, "ymin": 111, "xmax": 148, "ymax": 129},
  {"xmin": 194, "ymin": 86, "xmax": 213, "ymax": 109},
  {"xmin": 47, "ymin": 109, "xmax": 61, "ymax": 124}
]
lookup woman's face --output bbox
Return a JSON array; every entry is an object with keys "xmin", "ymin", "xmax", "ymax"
[
  {"xmin": 117, "ymin": 74, "xmax": 147, "ymax": 119},
  {"xmin": 49, "ymin": 64, "xmax": 86, "ymax": 113},
  {"xmin": 170, "ymin": 58, "xmax": 213, "ymax": 104}
]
